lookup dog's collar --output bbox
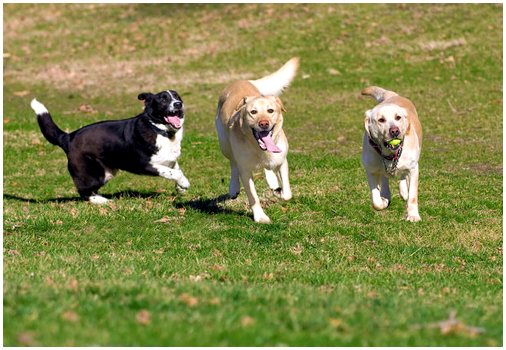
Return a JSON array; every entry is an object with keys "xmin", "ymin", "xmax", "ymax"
[
  {"xmin": 149, "ymin": 121, "xmax": 176, "ymax": 139},
  {"xmin": 368, "ymin": 137, "xmax": 403, "ymax": 160},
  {"xmin": 369, "ymin": 137, "xmax": 404, "ymax": 175}
]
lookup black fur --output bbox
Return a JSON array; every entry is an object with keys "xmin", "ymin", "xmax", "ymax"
[{"xmin": 33, "ymin": 90, "xmax": 185, "ymax": 201}]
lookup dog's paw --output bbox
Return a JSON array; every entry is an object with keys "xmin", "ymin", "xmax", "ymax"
[
  {"xmin": 254, "ymin": 213, "xmax": 271, "ymax": 224},
  {"xmin": 252, "ymin": 206, "xmax": 271, "ymax": 223},
  {"xmin": 176, "ymin": 175, "xmax": 190, "ymax": 191},
  {"xmin": 281, "ymin": 190, "xmax": 292, "ymax": 201},
  {"xmin": 372, "ymin": 198, "xmax": 390, "ymax": 211},
  {"xmin": 229, "ymin": 182, "xmax": 240, "ymax": 199},
  {"xmin": 406, "ymin": 214, "xmax": 421, "ymax": 222},
  {"xmin": 89, "ymin": 195, "xmax": 109, "ymax": 205},
  {"xmin": 229, "ymin": 191, "xmax": 240, "ymax": 199}
]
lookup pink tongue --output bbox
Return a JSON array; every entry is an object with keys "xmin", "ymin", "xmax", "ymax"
[
  {"xmin": 260, "ymin": 134, "xmax": 282, "ymax": 153},
  {"xmin": 165, "ymin": 116, "xmax": 181, "ymax": 128}
]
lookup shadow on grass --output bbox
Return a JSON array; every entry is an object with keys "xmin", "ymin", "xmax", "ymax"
[
  {"xmin": 175, "ymin": 194, "xmax": 247, "ymax": 216},
  {"xmin": 3, "ymin": 190, "xmax": 165, "ymax": 204}
]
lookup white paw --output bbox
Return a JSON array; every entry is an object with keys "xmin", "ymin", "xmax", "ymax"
[
  {"xmin": 281, "ymin": 190, "xmax": 292, "ymax": 201},
  {"xmin": 89, "ymin": 195, "xmax": 109, "ymax": 205},
  {"xmin": 406, "ymin": 214, "xmax": 421, "ymax": 222},
  {"xmin": 177, "ymin": 175, "xmax": 190, "ymax": 190},
  {"xmin": 254, "ymin": 214, "xmax": 271, "ymax": 224},
  {"xmin": 253, "ymin": 208, "xmax": 271, "ymax": 224},
  {"xmin": 372, "ymin": 198, "xmax": 390, "ymax": 211}
]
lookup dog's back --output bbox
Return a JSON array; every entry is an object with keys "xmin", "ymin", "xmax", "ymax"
[{"xmin": 218, "ymin": 80, "xmax": 260, "ymax": 126}]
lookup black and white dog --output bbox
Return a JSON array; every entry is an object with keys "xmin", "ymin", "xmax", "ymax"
[{"xmin": 30, "ymin": 90, "xmax": 190, "ymax": 204}]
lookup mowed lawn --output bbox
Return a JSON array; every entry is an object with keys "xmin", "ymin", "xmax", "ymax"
[{"xmin": 3, "ymin": 4, "xmax": 502, "ymax": 346}]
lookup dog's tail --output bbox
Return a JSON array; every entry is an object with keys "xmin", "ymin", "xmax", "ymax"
[
  {"xmin": 361, "ymin": 86, "xmax": 398, "ymax": 103},
  {"xmin": 30, "ymin": 98, "xmax": 70, "ymax": 153},
  {"xmin": 249, "ymin": 57, "xmax": 300, "ymax": 96}
]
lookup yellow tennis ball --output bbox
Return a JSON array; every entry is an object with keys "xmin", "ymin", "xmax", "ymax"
[{"xmin": 388, "ymin": 139, "xmax": 401, "ymax": 146}]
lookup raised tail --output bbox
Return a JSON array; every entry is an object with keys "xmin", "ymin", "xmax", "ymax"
[
  {"xmin": 361, "ymin": 86, "xmax": 398, "ymax": 103},
  {"xmin": 30, "ymin": 98, "xmax": 70, "ymax": 153},
  {"xmin": 249, "ymin": 57, "xmax": 300, "ymax": 96}
]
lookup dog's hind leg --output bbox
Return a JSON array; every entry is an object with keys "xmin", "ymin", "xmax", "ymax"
[
  {"xmin": 277, "ymin": 159, "xmax": 292, "ymax": 201},
  {"xmin": 68, "ymin": 156, "xmax": 108, "ymax": 204},
  {"xmin": 399, "ymin": 174, "xmax": 409, "ymax": 201},
  {"xmin": 405, "ymin": 165, "xmax": 421, "ymax": 222},
  {"xmin": 229, "ymin": 160, "xmax": 240, "ymax": 199},
  {"xmin": 380, "ymin": 175, "xmax": 391, "ymax": 205},
  {"xmin": 264, "ymin": 169, "xmax": 280, "ymax": 193}
]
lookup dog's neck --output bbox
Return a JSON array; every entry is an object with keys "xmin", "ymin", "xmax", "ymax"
[{"xmin": 149, "ymin": 121, "xmax": 176, "ymax": 139}]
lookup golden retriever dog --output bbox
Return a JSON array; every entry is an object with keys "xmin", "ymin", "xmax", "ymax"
[
  {"xmin": 361, "ymin": 86, "xmax": 423, "ymax": 222},
  {"xmin": 215, "ymin": 57, "xmax": 299, "ymax": 223}
]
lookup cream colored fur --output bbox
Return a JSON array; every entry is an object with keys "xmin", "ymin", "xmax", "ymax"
[
  {"xmin": 215, "ymin": 58, "xmax": 299, "ymax": 223},
  {"xmin": 361, "ymin": 86, "xmax": 423, "ymax": 222}
]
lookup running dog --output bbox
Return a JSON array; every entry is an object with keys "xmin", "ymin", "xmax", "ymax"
[
  {"xmin": 30, "ymin": 90, "xmax": 190, "ymax": 204},
  {"xmin": 215, "ymin": 57, "xmax": 299, "ymax": 223},
  {"xmin": 361, "ymin": 86, "xmax": 423, "ymax": 222}
]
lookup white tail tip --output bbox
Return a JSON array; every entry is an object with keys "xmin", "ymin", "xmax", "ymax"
[
  {"xmin": 30, "ymin": 98, "xmax": 48, "ymax": 115},
  {"xmin": 249, "ymin": 57, "xmax": 300, "ymax": 96}
]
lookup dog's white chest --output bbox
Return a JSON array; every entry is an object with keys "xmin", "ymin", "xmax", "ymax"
[{"xmin": 150, "ymin": 131, "xmax": 182, "ymax": 167}]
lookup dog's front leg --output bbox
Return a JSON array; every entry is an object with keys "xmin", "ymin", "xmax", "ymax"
[
  {"xmin": 366, "ymin": 171, "xmax": 389, "ymax": 210},
  {"xmin": 171, "ymin": 162, "xmax": 190, "ymax": 193},
  {"xmin": 240, "ymin": 171, "xmax": 270, "ymax": 224},
  {"xmin": 406, "ymin": 165, "xmax": 421, "ymax": 222},
  {"xmin": 153, "ymin": 164, "xmax": 190, "ymax": 191}
]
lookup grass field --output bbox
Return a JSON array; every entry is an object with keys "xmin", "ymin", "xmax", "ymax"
[{"xmin": 3, "ymin": 3, "xmax": 503, "ymax": 346}]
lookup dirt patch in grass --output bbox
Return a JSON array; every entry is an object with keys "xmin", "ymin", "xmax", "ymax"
[{"xmin": 5, "ymin": 57, "xmax": 255, "ymax": 96}]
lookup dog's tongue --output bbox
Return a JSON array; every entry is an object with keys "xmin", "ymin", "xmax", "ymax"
[
  {"xmin": 259, "ymin": 133, "xmax": 282, "ymax": 153},
  {"xmin": 165, "ymin": 116, "xmax": 181, "ymax": 129}
]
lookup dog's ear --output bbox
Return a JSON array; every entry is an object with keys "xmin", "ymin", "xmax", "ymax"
[
  {"xmin": 273, "ymin": 96, "xmax": 286, "ymax": 112},
  {"xmin": 398, "ymin": 107, "xmax": 410, "ymax": 133},
  {"xmin": 138, "ymin": 92, "xmax": 154, "ymax": 103},
  {"xmin": 235, "ymin": 96, "xmax": 254, "ymax": 112},
  {"xmin": 364, "ymin": 109, "xmax": 373, "ymax": 138}
]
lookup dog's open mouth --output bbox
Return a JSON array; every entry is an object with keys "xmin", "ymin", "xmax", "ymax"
[
  {"xmin": 164, "ymin": 112, "xmax": 183, "ymax": 129},
  {"xmin": 383, "ymin": 139, "xmax": 403, "ymax": 151},
  {"xmin": 252, "ymin": 128, "xmax": 282, "ymax": 153}
]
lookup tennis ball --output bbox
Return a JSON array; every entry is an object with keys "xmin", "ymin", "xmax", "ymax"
[{"xmin": 388, "ymin": 139, "xmax": 401, "ymax": 146}]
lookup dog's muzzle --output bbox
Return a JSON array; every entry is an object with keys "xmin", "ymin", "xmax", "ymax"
[
  {"xmin": 252, "ymin": 128, "xmax": 281, "ymax": 153},
  {"xmin": 164, "ymin": 109, "xmax": 184, "ymax": 129}
]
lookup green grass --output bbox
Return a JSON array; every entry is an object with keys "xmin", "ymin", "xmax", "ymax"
[{"xmin": 3, "ymin": 3, "xmax": 502, "ymax": 346}]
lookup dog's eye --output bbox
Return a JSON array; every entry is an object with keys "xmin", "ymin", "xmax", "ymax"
[
  {"xmin": 378, "ymin": 118, "xmax": 386, "ymax": 123},
  {"xmin": 267, "ymin": 109, "xmax": 274, "ymax": 113},
  {"xmin": 250, "ymin": 110, "xmax": 257, "ymax": 115},
  {"xmin": 395, "ymin": 115, "xmax": 402, "ymax": 121}
]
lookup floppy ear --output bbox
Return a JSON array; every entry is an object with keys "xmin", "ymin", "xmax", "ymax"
[
  {"xmin": 364, "ymin": 109, "xmax": 373, "ymax": 138},
  {"xmin": 235, "ymin": 96, "xmax": 254, "ymax": 112},
  {"xmin": 398, "ymin": 107, "xmax": 410, "ymax": 132},
  {"xmin": 138, "ymin": 92, "xmax": 154, "ymax": 102},
  {"xmin": 274, "ymin": 96, "xmax": 286, "ymax": 112}
]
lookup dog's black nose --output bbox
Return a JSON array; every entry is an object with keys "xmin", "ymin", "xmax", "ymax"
[
  {"xmin": 174, "ymin": 102, "xmax": 182, "ymax": 109},
  {"xmin": 389, "ymin": 126, "xmax": 400, "ymax": 138}
]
